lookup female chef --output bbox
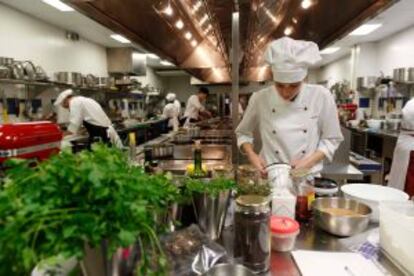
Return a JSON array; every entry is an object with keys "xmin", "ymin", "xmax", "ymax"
[{"xmin": 236, "ymin": 37, "xmax": 344, "ymax": 176}]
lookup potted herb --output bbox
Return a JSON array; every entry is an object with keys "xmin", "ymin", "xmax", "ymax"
[
  {"xmin": 0, "ymin": 144, "xmax": 179, "ymax": 275},
  {"xmin": 184, "ymin": 176, "xmax": 236, "ymax": 240}
]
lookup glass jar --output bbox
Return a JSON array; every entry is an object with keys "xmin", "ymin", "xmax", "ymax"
[
  {"xmin": 235, "ymin": 195, "xmax": 271, "ymax": 274},
  {"xmin": 295, "ymin": 177, "xmax": 315, "ymax": 222}
]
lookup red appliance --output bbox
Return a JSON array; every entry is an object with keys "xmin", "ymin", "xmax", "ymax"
[
  {"xmin": 0, "ymin": 121, "xmax": 63, "ymax": 163},
  {"xmin": 339, "ymin": 103, "xmax": 358, "ymax": 120}
]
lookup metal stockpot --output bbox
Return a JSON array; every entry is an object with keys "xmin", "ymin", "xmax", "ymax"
[{"xmin": 55, "ymin": 72, "xmax": 82, "ymax": 86}]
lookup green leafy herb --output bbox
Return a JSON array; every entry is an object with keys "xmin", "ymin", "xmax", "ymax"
[
  {"xmin": 0, "ymin": 144, "xmax": 179, "ymax": 275},
  {"xmin": 185, "ymin": 176, "xmax": 236, "ymax": 197}
]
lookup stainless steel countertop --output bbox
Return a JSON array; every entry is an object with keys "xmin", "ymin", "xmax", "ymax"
[
  {"xmin": 346, "ymin": 126, "xmax": 400, "ymax": 139},
  {"xmin": 220, "ymin": 222, "xmax": 404, "ymax": 275},
  {"xmin": 321, "ymin": 163, "xmax": 364, "ymax": 181}
]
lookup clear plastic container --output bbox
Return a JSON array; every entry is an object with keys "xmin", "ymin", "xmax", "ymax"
[
  {"xmin": 379, "ymin": 201, "xmax": 414, "ymax": 274},
  {"xmin": 270, "ymin": 216, "xmax": 300, "ymax": 252}
]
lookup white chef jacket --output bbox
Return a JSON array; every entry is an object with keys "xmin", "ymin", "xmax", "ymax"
[
  {"xmin": 184, "ymin": 95, "xmax": 205, "ymax": 120},
  {"xmin": 173, "ymin": 99, "xmax": 182, "ymax": 117},
  {"xmin": 68, "ymin": 96, "xmax": 112, "ymax": 134},
  {"xmin": 162, "ymin": 102, "xmax": 180, "ymax": 130},
  {"xmin": 236, "ymin": 84, "xmax": 343, "ymax": 173},
  {"xmin": 388, "ymin": 98, "xmax": 414, "ymax": 190}
]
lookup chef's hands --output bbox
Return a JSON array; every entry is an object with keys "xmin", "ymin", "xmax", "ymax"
[
  {"xmin": 242, "ymin": 143, "xmax": 267, "ymax": 178},
  {"xmin": 248, "ymin": 152, "xmax": 267, "ymax": 178},
  {"xmin": 290, "ymin": 150, "xmax": 326, "ymax": 171}
]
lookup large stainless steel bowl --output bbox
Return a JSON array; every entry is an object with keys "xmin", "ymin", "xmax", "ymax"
[
  {"xmin": 202, "ymin": 264, "xmax": 255, "ymax": 276},
  {"xmin": 313, "ymin": 197, "xmax": 372, "ymax": 237}
]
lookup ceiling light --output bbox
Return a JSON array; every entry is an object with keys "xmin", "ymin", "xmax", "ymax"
[
  {"xmin": 110, "ymin": 34, "xmax": 130, "ymax": 44},
  {"xmin": 292, "ymin": 18, "xmax": 298, "ymax": 24},
  {"xmin": 284, "ymin": 26, "xmax": 293, "ymax": 36},
  {"xmin": 147, "ymin": 53, "xmax": 159, "ymax": 59},
  {"xmin": 160, "ymin": 60, "xmax": 173, "ymax": 66},
  {"xmin": 42, "ymin": 0, "xmax": 74, "ymax": 12},
  {"xmin": 349, "ymin": 23, "xmax": 382, "ymax": 36},
  {"xmin": 184, "ymin": 32, "xmax": 192, "ymax": 40},
  {"xmin": 163, "ymin": 4, "xmax": 173, "ymax": 16},
  {"xmin": 320, "ymin": 47, "xmax": 340, "ymax": 55},
  {"xmin": 191, "ymin": 40, "xmax": 197, "ymax": 47},
  {"xmin": 175, "ymin": 19, "xmax": 184, "ymax": 29},
  {"xmin": 301, "ymin": 0, "xmax": 312, "ymax": 9},
  {"xmin": 193, "ymin": 1, "xmax": 202, "ymax": 12},
  {"xmin": 200, "ymin": 14, "xmax": 209, "ymax": 26}
]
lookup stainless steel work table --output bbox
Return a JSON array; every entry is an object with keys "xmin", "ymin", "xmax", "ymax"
[
  {"xmin": 321, "ymin": 163, "xmax": 364, "ymax": 182},
  {"xmin": 220, "ymin": 222, "xmax": 404, "ymax": 276}
]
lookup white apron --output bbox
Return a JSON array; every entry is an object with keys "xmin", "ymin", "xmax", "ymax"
[{"xmin": 388, "ymin": 133, "xmax": 414, "ymax": 190}]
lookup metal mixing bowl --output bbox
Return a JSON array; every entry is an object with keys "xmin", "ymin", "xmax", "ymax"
[
  {"xmin": 202, "ymin": 264, "xmax": 255, "ymax": 276},
  {"xmin": 313, "ymin": 197, "xmax": 372, "ymax": 237}
]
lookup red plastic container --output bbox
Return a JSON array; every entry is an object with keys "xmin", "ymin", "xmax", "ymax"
[{"xmin": 0, "ymin": 121, "xmax": 63, "ymax": 163}]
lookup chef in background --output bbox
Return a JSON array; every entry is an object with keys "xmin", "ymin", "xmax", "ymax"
[
  {"xmin": 236, "ymin": 37, "xmax": 343, "ymax": 176},
  {"xmin": 183, "ymin": 87, "xmax": 212, "ymax": 127},
  {"xmin": 54, "ymin": 89, "xmax": 123, "ymax": 148},
  {"xmin": 163, "ymin": 93, "xmax": 180, "ymax": 131},
  {"xmin": 388, "ymin": 98, "xmax": 414, "ymax": 197}
]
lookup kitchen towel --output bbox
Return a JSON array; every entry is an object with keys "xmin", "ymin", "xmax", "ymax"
[{"xmin": 292, "ymin": 250, "xmax": 385, "ymax": 276}]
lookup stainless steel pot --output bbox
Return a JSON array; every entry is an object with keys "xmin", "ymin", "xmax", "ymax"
[
  {"xmin": 151, "ymin": 143, "xmax": 174, "ymax": 158},
  {"xmin": 173, "ymin": 133, "xmax": 192, "ymax": 143},
  {"xmin": 0, "ymin": 57, "xmax": 14, "ymax": 66},
  {"xmin": 22, "ymin": 61, "xmax": 36, "ymax": 80},
  {"xmin": 313, "ymin": 197, "xmax": 371, "ymax": 237},
  {"xmin": 96, "ymin": 77, "xmax": 114, "ymax": 88},
  {"xmin": 55, "ymin": 72, "xmax": 82, "ymax": 86},
  {"xmin": 0, "ymin": 65, "xmax": 11, "ymax": 79},
  {"xmin": 408, "ymin": 67, "xmax": 414, "ymax": 82},
  {"xmin": 188, "ymin": 126, "xmax": 201, "ymax": 138},
  {"xmin": 10, "ymin": 61, "xmax": 25, "ymax": 79}
]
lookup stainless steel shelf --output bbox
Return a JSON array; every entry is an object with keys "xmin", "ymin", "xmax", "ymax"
[{"xmin": 0, "ymin": 78, "xmax": 142, "ymax": 98}]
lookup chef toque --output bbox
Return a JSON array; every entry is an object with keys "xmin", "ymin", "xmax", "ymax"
[
  {"xmin": 166, "ymin": 93, "xmax": 176, "ymax": 102},
  {"xmin": 264, "ymin": 36, "xmax": 321, "ymax": 83},
  {"xmin": 54, "ymin": 89, "xmax": 74, "ymax": 106}
]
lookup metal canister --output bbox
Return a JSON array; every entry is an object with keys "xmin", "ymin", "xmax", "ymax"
[{"xmin": 234, "ymin": 195, "xmax": 271, "ymax": 274}]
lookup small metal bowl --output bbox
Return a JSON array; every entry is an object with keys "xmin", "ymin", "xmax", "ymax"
[
  {"xmin": 313, "ymin": 197, "xmax": 372, "ymax": 237},
  {"xmin": 202, "ymin": 264, "xmax": 255, "ymax": 276}
]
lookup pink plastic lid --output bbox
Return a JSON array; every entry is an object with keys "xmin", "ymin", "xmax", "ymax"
[{"xmin": 270, "ymin": 216, "xmax": 300, "ymax": 234}]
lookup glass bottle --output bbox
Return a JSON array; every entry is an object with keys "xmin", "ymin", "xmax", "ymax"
[{"xmin": 192, "ymin": 140, "xmax": 205, "ymax": 178}]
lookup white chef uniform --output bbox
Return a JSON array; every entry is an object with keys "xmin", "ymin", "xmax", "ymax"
[
  {"xmin": 54, "ymin": 90, "xmax": 122, "ymax": 148},
  {"xmin": 183, "ymin": 95, "xmax": 206, "ymax": 126},
  {"xmin": 388, "ymin": 98, "xmax": 414, "ymax": 190},
  {"xmin": 236, "ymin": 84, "xmax": 343, "ymax": 173},
  {"xmin": 235, "ymin": 36, "xmax": 343, "ymax": 173}
]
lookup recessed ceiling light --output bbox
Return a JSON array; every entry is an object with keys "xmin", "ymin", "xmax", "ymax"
[
  {"xmin": 191, "ymin": 40, "xmax": 197, "ymax": 47},
  {"xmin": 193, "ymin": 1, "xmax": 202, "ymax": 12},
  {"xmin": 110, "ymin": 34, "xmax": 130, "ymax": 44},
  {"xmin": 349, "ymin": 23, "xmax": 382, "ymax": 36},
  {"xmin": 301, "ymin": 0, "xmax": 312, "ymax": 9},
  {"xmin": 42, "ymin": 0, "xmax": 74, "ymax": 12},
  {"xmin": 200, "ymin": 14, "xmax": 209, "ymax": 26},
  {"xmin": 320, "ymin": 47, "xmax": 340, "ymax": 55},
  {"xmin": 292, "ymin": 17, "xmax": 298, "ymax": 24},
  {"xmin": 284, "ymin": 26, "xmax": 293, "ymax": 36},
  {"xmin": 175, "ymin": 19, "xmax": 184, "ymax": 29},
  {"xmin": 160, "ymin": 60, "xmax": 173, "ymax": 66},
  {"xmin": 185, "ymin": 32, "xmax": 192, "ymax": 40},
  {"xmin": 147, "ymin": 53, "xmax": 159, "ymax": 59},
  {"xmin": 163, "ymin": 4, "xmax": 173, "ymax": 16}
]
